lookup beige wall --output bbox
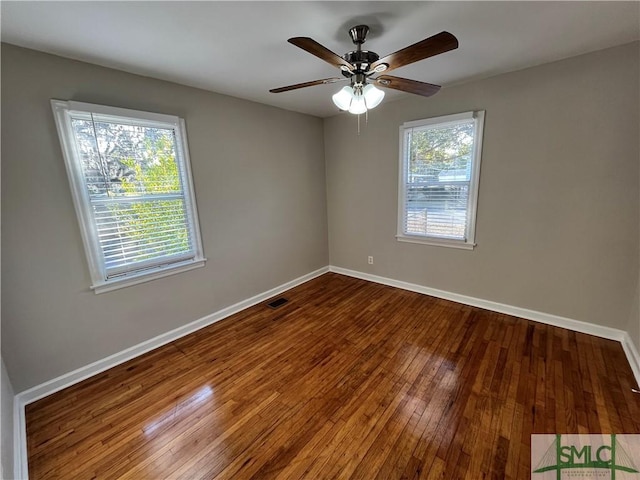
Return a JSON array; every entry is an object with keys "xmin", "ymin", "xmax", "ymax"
[
  {"xmin": 1, "ymin": 44, "xmax": 329, "ymax": 392},
  {"xmin": 325, "ymin": 42, "xmax": 639, "ymax": 331},
  {"xmin": 3, "ymin": 41, "xmax": 639, "ymax": 393},
  {"xmin": 635, "ymin": 98, "xmax": 640, "ymax": 355},
  {"xmin": 630, "ymin": 113, "xmax": 640, "ymax": 352}
]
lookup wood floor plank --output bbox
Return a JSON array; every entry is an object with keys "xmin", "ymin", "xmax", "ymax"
[{"xmin": 25, "ymin": 273, "xmax": 640, "ymax": 479}]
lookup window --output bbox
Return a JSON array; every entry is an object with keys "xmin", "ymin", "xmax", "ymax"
[
  {"xmin": 51, "ymin": 100, "xmax": 205, "ymax": 293},
  {"xmin": 398, "ymin": 111, "xmax": 485, "ymax": 249}
]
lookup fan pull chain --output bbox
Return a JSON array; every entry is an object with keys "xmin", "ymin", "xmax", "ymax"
[{"xmin": 357, "ymin": 113, "xmax": 360, "ymax": 135}]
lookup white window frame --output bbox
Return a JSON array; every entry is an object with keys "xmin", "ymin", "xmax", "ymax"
[
  {"xmin": 397, "ymin": 110, "xmax": 485, "ymax": 250},
  {"xmin": 51, "ymin": 100, "xmax": 206, "ymax": 293}
]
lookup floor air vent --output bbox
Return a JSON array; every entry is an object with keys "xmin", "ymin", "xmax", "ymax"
[{"xmin": 267, "ymin": 297, "xmax": 288, "ymax": 309}]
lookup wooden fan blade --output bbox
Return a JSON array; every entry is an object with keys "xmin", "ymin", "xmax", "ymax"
[
  {"xmin": 288, "ymin": 37, "xmax": 355, "ymax": 70},
  {"xmin": 270, "ymin": 77, "xmax": 346, "ymax": 93},
  {"xmin": 371, "ymin": 31, "xmax": 458, "ymax": 73},
  {"xmin": 374, "ymin": 75, "xmax": 441, "ymax": 97}
]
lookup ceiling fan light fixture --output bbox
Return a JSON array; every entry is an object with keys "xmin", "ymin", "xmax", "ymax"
[
  {"xmin": 333, "ymin": 83, "xmax": 385, "ymax": 114},
  {"xmin": 362, "ymin": 84, "xmax": 385, "ymax": 109},
  {"xmin": 332, "ymin": 86, "xmax": 354, "ymax": 110}
]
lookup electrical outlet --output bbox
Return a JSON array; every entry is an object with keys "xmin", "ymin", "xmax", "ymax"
[{"xmin": 368, "ymin": 256, "xmax": 374, "ymax": 265}]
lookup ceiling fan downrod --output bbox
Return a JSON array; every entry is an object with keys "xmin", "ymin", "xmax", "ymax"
[{"xmin": 342, "ymin": 25, "xmax": 381, "ymax": 78}]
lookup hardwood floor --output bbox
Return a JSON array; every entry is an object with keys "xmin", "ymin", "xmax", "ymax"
[{"xmin": 26, "ymin": 273, "xmax": 640, "ymax": 479}]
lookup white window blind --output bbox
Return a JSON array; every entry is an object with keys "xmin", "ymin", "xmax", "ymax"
[
  {"xmin": 52, "ymin": 100, "xmax": 205, "ymax": 293},
  {"xmin": 398, "ymin": 111, "xmax": 485, "ymax": 249}
]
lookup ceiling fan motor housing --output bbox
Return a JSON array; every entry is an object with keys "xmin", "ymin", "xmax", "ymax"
[{"xmin": 342, "ymin": 50, "xmax": 380, "ymax": 76}]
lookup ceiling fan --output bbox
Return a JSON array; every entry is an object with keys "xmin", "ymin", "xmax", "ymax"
[{"xmin": 270, "ymin": 25, "xmax": 459, "ymax": 114}]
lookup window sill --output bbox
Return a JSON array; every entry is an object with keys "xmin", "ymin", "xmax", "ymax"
[
  {"xmin": 396, "ymin": 235, "xmax": 476, "ymax": 250},
  {"xmin": 91, "ymin": 258, "xmax": 206, "ymax": 294}
]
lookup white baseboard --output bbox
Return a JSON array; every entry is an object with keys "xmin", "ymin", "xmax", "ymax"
[
  {"xmin": 13, "ymin": 398, "xmax": 26, "ymax": 480},
  {"xmin": 329, "ymin": 265, "xmax": 640, "ymax": 387},
  {"xmin": 12, "ymin": 265, "xmax": 329, "ymax": 480},
  {"xmin": 621, "ymin": 332, "xmax": 640, "ymax": 390}
]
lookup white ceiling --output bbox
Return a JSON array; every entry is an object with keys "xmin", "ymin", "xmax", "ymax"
[{"xmin": 2, "ymin": 1, "xmax": 638, "ymax": 118}]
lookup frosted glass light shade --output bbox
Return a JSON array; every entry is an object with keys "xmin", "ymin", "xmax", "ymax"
[
  {"xmin": 332, "ymin": 86, "xmax": 354, "ymax": 111},
  {"xmin": 332, "ymin": 83, "xmax": 385, "ymax": 114},
  {"xmin": 363, "ymin": 84, "xmax": 385, "ymax": 109},
  {"xmin": 348, "ymin": 94, "xmax": 367, "ymax": 114}
]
